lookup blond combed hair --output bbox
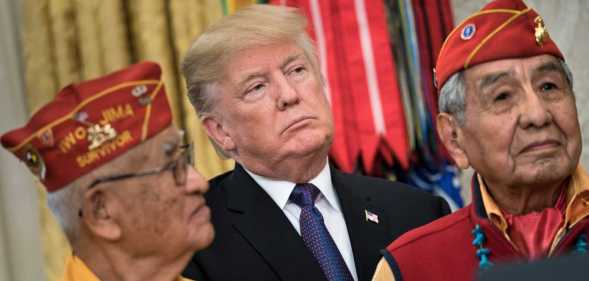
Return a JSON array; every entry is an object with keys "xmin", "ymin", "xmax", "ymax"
[{"xmin": 181, "ymin": 4, "xmax": 320, "ymax": 118}]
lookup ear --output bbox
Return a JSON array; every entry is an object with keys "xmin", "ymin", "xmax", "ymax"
[
  {"xmin": 80, "ymin": 188, "xmax": 122, "ymax": 241},
  {"xmin": 437, "ymin": 113, "xmax": 470, "ymax": 169},
  {"xmin": 202, "ymin": 116, "xmax": 236, "ymax": 152}
]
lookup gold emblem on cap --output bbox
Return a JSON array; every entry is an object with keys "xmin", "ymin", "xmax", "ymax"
[
  {"xmin": 534, "ymin": 16, "xmax": 549, "ymax": 46},
  {"xmin": 87, "ymin": 123, "xmax": 118, "ymax": 150},
  {"xmin": 23, "ymin": 147, "xmax": 47, "ymax": 180}
]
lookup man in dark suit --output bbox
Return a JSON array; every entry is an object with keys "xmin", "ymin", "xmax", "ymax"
[{"xmin": 180, "ymin": 4, "xmax": 450, "ymax": 281}]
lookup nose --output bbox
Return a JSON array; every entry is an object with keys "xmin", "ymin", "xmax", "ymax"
[
  {"xmin": 518, "ymin": 87, "xmax": 552, "ymax": 129},
  {"xmin": 276, "ymin": 75, "xmax": 300, "ymax": 110},
  {"xmin": 184, "ymin": 166, "xmax": 209, "ymax": 195}
]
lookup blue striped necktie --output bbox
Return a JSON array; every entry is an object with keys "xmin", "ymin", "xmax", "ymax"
[{"xmin": 290, "ymin": 183, "xmax": 354, "ymax": 281}]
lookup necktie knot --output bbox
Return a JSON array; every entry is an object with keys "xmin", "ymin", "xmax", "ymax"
[{"xmin": 290, "ymin": 183, "xmax": 320, "ymax": 208}]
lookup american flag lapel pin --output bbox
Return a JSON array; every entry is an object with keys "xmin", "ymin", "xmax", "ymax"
[{"xmin": 364, "ymin": 209, "xmax": 379, "ymax": 224}]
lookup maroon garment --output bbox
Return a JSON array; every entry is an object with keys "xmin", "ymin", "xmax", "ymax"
[{"xmin": 382, "ymin": 176, "xmax": 589, "ymax": 281}]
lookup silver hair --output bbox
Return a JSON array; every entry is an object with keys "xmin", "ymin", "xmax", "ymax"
[
  {"xmin": 438, "ymin": 59, "xmax": 574, "ymax": 126},
  {"xmin": 438, "ymin": 71, "xmax": 467, "ymax": 125},
  {"xmin": 46, "ymin": 181, "xmax": 84, "ymax": 245}
]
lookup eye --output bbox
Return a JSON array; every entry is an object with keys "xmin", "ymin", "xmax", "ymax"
[
  {"xmin": 240, "ymin": 81, "xmax": 267, "ymax": 102},
  {"xmin": 288, "ymin": 65, "xmax": 307, "ymax": 80},
  {"xmin": 244, "ymin": 82, "xmax": 266, "ymax": 98},
  {"xmin": 494, "ymin": 92, "xmax": 510, "ymax": 102},
  {"xmin": 293, "ymin": 66, "xmax": 306, "ymax": 74},
  {"xmin": 540, "ymin": 82, "xmax": 558, "ymax": 92},
  {"xmin": 250, "ymin": 83, "xmax": 265, "ymax": 92}
]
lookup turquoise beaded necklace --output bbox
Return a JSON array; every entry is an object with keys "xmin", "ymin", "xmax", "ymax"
[{"xmin": 471, "ymin": 224, "xmax": 588, "ymax": 269}]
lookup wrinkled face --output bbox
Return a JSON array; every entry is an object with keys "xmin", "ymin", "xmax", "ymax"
[
  {"xmin": 210, "ymin": 42, "xmax": 333, "ymax": 174},
  {"xmin": 114, "ymin": 128, "xmax": 213, "ymax": 258},
  {"xmin": 458, "ymin": 54, "xmax": 581, "ymax": 190}
]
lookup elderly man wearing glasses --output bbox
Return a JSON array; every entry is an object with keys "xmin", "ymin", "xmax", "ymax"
[{"xmin": 1, "ymin": 62, "xmax": 214, "ymax": 281}]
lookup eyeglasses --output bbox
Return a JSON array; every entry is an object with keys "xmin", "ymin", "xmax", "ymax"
[{"xmin": 87, "ymin": 143, "xmax": 193, "ymax": 189}]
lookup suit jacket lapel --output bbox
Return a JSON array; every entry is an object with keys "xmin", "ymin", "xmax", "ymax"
[
  {"xmin": 225, "ymin": 165, "xmax": 327, "ymax": 281},
  {"xmin": 332, "ymin": 167, "xmax": 391, "ymax": 281}
]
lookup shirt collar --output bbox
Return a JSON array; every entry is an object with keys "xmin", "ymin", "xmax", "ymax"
[
  {"xmin": 63, "ymin": 255, "xmax": 189, "ymax": 281},
  {"xmin": 63, "ymin": 255, "xmax": 100, "ymax": 281},
  {"xmin": 477, "ymin": 173, "xmax": 508, "ymax": 232},
  {"xmin": 243, "ymin": 160, "xmax": 341, "ymax": 212},
  {"xmin": 565, "ymin": 165, "xmax": 589, "ymax": 225}
]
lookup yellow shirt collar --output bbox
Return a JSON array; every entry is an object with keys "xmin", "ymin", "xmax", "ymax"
[
  {"xmin": 61, "ymin": 255, "xmax": 100, "ymax": 281},
  {"xmin": 565, "ymin": 165, "xmax": 589, "ymax": 226},
  {"xmin": 61, "ymin": 255, "xmax": 192, "ymax": 281}
]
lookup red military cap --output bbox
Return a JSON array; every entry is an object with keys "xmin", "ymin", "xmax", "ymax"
[
  {"xmin": 1, "ymin": 61, "xmax": 172, "ymax": 192},
  {"xmin": 434, "ymin": 0, "xmax": 564, "ymax": 89}
]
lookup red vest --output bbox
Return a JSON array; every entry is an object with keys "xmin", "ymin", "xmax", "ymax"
[{"xmin": 383, "ymin": 177, "xmax": 589, "ymax": 281}]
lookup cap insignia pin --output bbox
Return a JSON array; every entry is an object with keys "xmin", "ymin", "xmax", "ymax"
[
  {"xmin": 24, "ymin": 147, "xmax": 47, "ymax": 180},
  {"xmin": 139, "ymin": 95, "xmax": 152, "ymax": 106},
  {"xmin": 87, "ymin": 123, "xmax": 118, "ymax": 150},
  {"xmin": 132, "ymin": 85, "xmax": 148, "ymax": 97},
  {"xmin": 39, "ymin": 129, "xmax": 55, "ymax": 147},
  {"xmin": 534, "ymin": 16, "xmax": 548, "ymax": 46},
  {"xmin": 75, "ymin": 111, "xmax": 89, "ymax": 123},
  {"xmin": 461, "ymin": 23, "xmax": 476, "ymax": 40}
]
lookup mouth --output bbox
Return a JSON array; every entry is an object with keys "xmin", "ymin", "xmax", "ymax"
[
  {"xmin": 520, "ymin": 139, "xmax": 561, "ymax": 154},
  {"xmin": 281, "ymin": 115, "xmax": 316, "ymax": 134},
  {"xmin": 189, "ymin": 199, "xmax": 211, "ymax": 223}
]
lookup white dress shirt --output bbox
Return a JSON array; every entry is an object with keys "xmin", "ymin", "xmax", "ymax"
[{"xmin": 244, "ymin": 162, "xmax": 358, "ymax": 281}]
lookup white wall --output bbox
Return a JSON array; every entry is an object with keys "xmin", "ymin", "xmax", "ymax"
[{"xmin": 0, "ymin": 0, "xmax": 46, "ymax": 280}]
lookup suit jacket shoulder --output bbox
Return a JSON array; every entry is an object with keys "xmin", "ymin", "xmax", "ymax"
[
  {"xmin": 183, "ymin": 165, "xmax": 450, "ymax": 281},
  {"xmin": 184, "ymin": 165, "xmax": 328, "ymax": 281},
  {"xmin": 330, "ymin": 169, "xmax": 450, "ymax": 281},
  {"xmin": 333, "ymin": 169, "xmax": 451, "ymax": 238}
]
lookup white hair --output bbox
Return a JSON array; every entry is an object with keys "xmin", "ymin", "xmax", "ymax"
[{"xmin": 46, "ymin": 181, "xmax": 84, "ymax": 245}]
